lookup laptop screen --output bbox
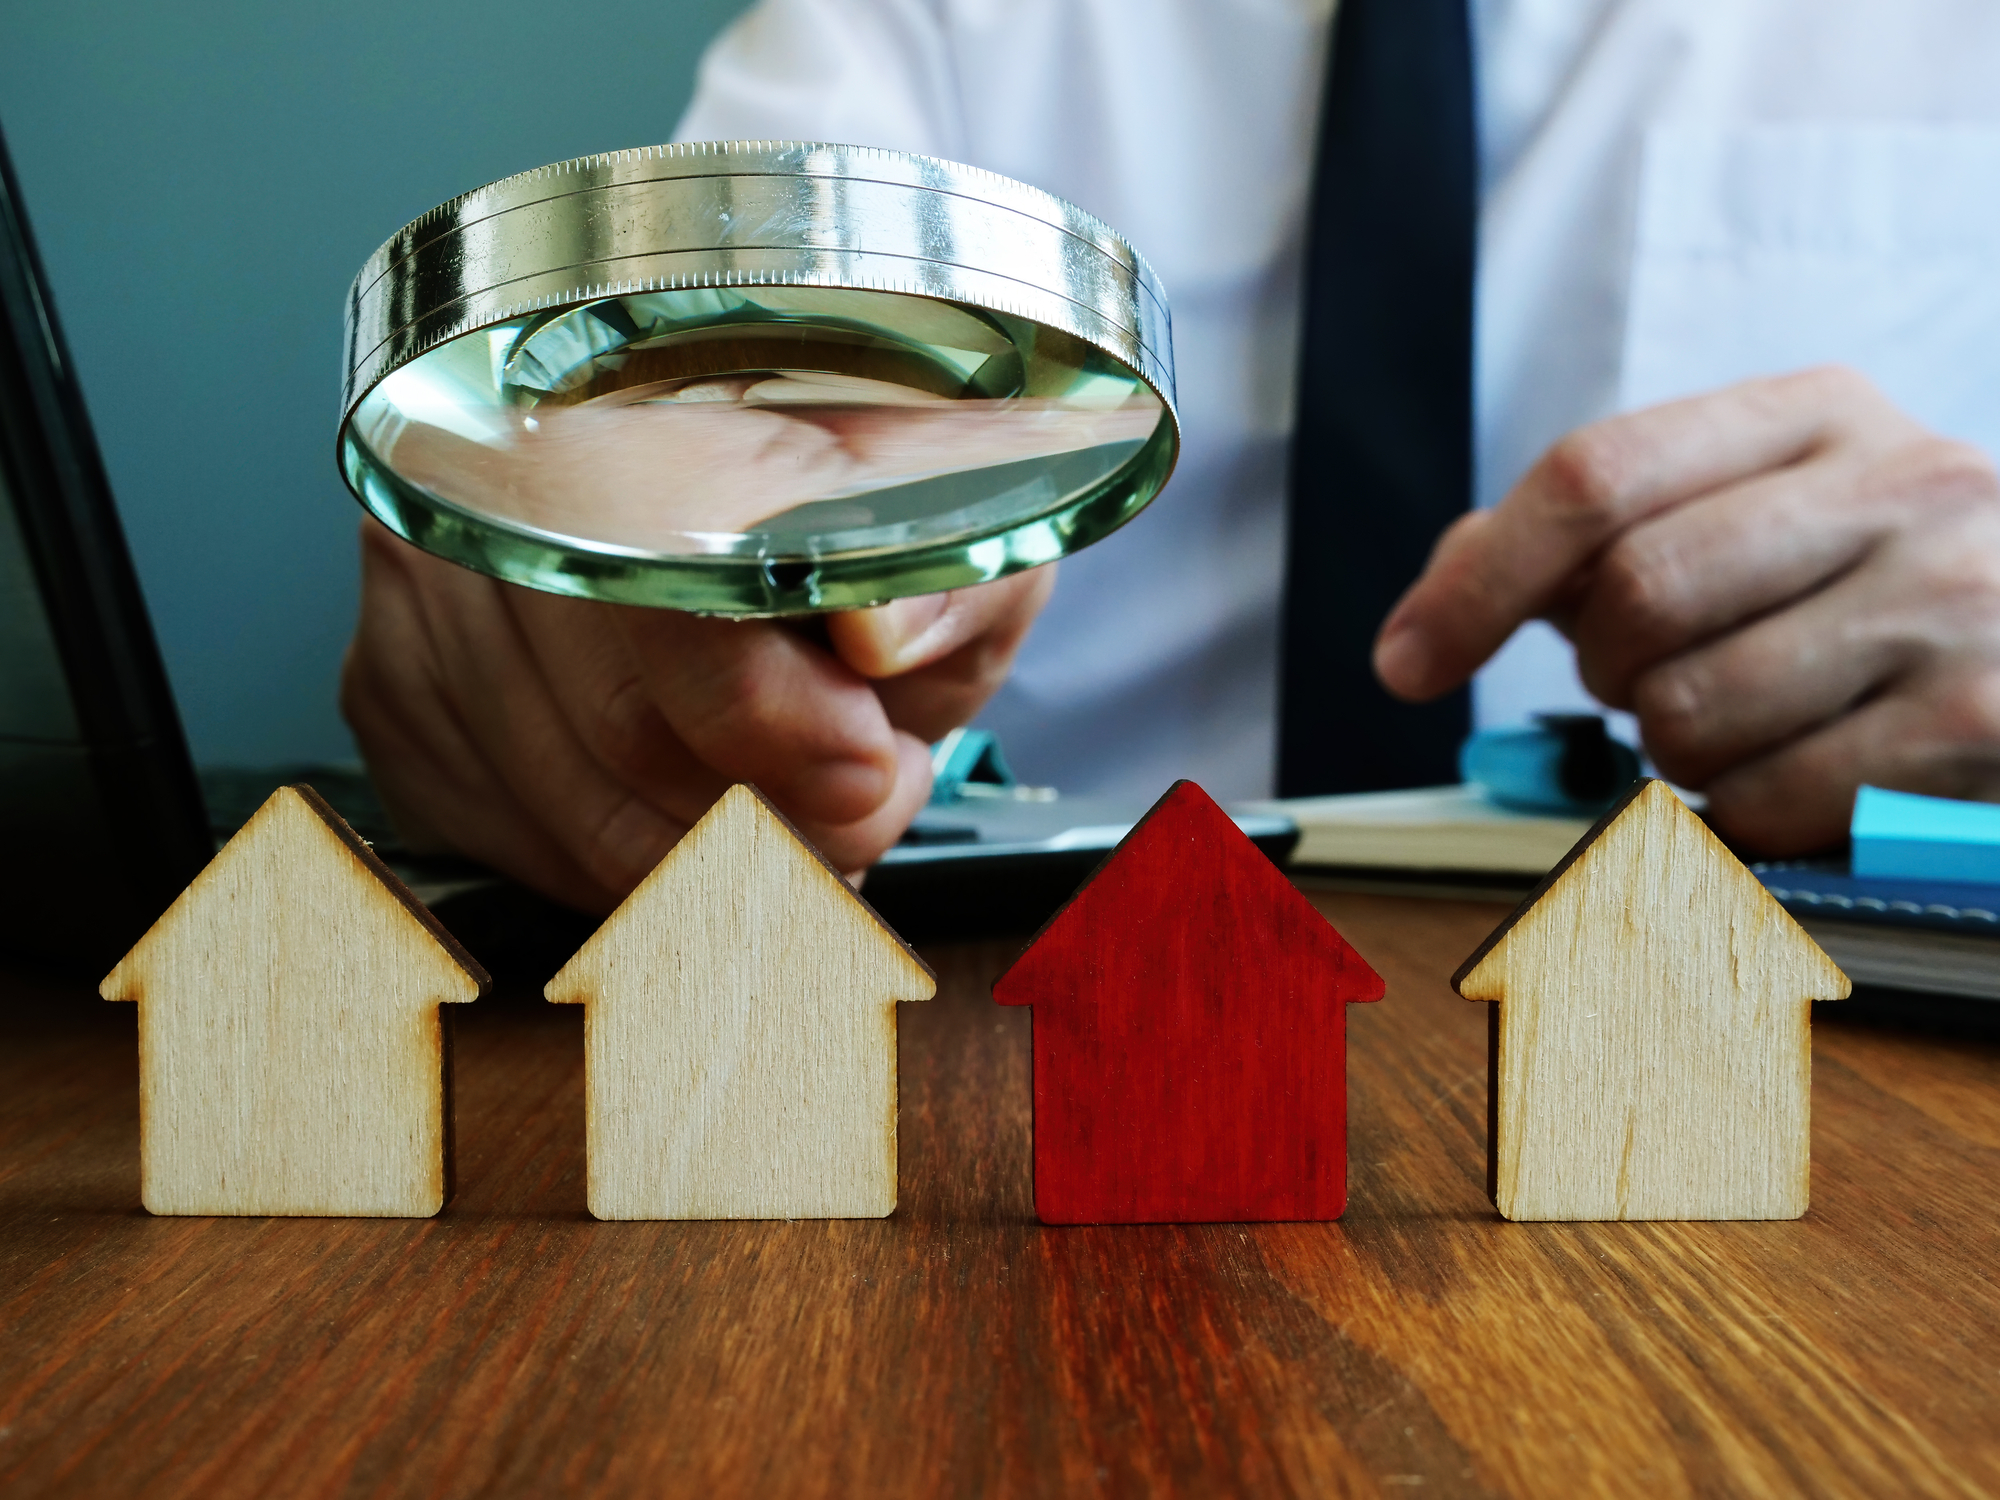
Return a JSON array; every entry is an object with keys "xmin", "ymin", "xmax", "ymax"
[{"xmin": 0, "ymin": 126, "xmax": 211, "ymax": 967}]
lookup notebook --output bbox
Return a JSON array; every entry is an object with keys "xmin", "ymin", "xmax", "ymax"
[{"xmin": 1751, "ymin": 864, "xmax": 2000, "ymax": 1002}]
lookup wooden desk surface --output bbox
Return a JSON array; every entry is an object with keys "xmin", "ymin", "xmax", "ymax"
[{"xmin": 3, "ymin": 891, "xmax": 1997, "ymax": 1498}]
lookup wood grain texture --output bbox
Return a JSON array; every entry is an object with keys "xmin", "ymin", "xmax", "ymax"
[
  {"xmin": 1455, "ymin": 780, "xmax": 1852, "ymax": 1222},
  {"xmin": 996, "ymin": 781, "xmax": 1384, "ymax": 1223},
  {"xmin": 5, "ymin": 891, "xmax": 1997, "ymax": 1498},
  {"xmin": 97, "ymin": 785, "xmax": 488, "ymax": 1217},
  {"xmin": 547, "ymin": 784, "xmax": 935, "ymax": 1220}
]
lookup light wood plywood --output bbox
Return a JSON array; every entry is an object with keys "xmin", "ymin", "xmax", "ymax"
[
  {"xmin": 1455, "ymin": 779, "xmax": 1850, "ymax": 1221},
  {"xmin": 100, "ymin": 785, "xmax": 488, "ymax": 1216},
  {"xmin": 547, "ymin": 784, "xmax": 934, "ymax": 1220}
]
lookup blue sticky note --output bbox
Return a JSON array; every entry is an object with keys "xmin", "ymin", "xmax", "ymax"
[{"xmin": 1850, "ymin": 785, "xmax": 2000, "ymax": 884}]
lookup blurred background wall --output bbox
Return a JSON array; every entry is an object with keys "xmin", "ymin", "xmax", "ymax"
[{"xmin": 0, "ymin": 0, "xmax": 751, "ymax": 764}]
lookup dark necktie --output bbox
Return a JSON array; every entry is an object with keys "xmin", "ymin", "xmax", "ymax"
[{"xmin": 1277, "ymin": 0, "xmax": 1477, "ymax": 796}]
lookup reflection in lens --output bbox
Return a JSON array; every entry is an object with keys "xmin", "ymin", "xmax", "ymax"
[{"xmin": 348, "ymin": 287, "xmax": 1166, "ymax": 563}]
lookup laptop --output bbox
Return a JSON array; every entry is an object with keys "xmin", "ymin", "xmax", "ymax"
[{"xmin": 0, "ymin": 128, "xmax": 211, "ymax": 968}]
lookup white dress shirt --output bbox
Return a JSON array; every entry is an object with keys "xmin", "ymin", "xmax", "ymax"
[{"xmin": 677, "ymin": 0, "xmax": 2000, "ymax": 800}]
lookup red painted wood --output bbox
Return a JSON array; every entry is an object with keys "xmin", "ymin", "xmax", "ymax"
[{"xmin": 993, "ymin": 780, "xmax": 1384, "ymax": 1224}]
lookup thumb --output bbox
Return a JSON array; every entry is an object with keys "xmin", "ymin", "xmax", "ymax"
[{"xmin": 827, "ymin": 568, "xmax": 1056, "ymax": 678}]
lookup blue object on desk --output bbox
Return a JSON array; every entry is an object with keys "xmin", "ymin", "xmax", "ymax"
[
  {"xmin": 1459, "ymin": 714, "xmax": 1643, "ymax": 815},
  {"xmin": 1851, "ymin": 785, "xmax": 2000, "ymax": 884},
  {"xmin": 928, "ymin": 728, "xmax": 1017, "ymax": 804}
]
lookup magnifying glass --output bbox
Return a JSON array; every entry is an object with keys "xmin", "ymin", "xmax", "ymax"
[{"xmin": 338, "ymin": 141, "xmax": 1178, "ymax": 616}]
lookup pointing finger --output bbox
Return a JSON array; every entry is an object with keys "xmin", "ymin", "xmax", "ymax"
[{"xmin": 1373, "ymin": 367, "xmax": 1896, "ymax": 701}]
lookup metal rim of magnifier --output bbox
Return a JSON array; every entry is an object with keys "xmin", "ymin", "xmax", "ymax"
[{"xmin": 336, "ymin": 140, "xmax": 1180, "ymax": 616}]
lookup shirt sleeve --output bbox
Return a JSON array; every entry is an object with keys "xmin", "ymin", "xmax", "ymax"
[{"xmin": 673, "ymin": 0, "xmax": 969, "ymax": 161}]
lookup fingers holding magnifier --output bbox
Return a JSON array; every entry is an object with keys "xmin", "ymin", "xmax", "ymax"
[
  {"xmin": 385, "ymin": 532, "xmax": 695, "ymax": 900},
  {"xmin": 347, "ymin": 522, "xmax": 975, "ymax": 901},
  {"xmin": 343, "ymin": 525, "xmax": 649, "ymax": 911},
  {"xmin": 787, "ymin": 729, "xmax": 937, "ymax": 878},
  {"xmin": 870, "ymin": 601, "xmax": 1053, "ymax": 747},
  {"xmin": 615, "ymin": 606, "xmax": 907, "ymax": 829},
  {"xmin": 830, "ymin": 568, "xmax": 1056, "ymax": 744},
  {"xmin": 508, "ymin": 587, "xmax": 939, "ymax": 874},
  {"xmin": 828, "ymin": 567, "xmax": 1056, "ymax": 681},
  {"xmin": 501, "ymin": 585, "xmax": 732, "ymax": 831}
]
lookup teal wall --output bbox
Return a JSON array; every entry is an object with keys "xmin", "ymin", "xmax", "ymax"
[{"xmin": 0, "ymin": 0, "xmax": 751, "ymax": 764}]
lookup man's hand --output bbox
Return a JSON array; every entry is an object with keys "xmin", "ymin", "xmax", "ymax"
[
  {"xmin": 341, "ymin": 520, "xmax": 1053, "ymax": 911},
  {"xmin": 1374, "ymin": 366, "xmax": 2000, "ymax": 854}
]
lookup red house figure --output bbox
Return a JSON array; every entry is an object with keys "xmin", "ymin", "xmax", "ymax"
[{"xmin": 993, "ymin": 780, "xmax": 1385, "ymax": 1224}]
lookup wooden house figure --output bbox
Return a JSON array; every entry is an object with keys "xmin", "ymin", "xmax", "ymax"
[
  {"xmin": 993, "ymin": 780, "xmax": 1385, "ymax": 1224},
  {"xmin": 547, "ymin": 784, "xmax": 935, "ymax": 1220},
  {"xmin": 1453, "ymin": 779, "xmax": 1850, "ymax": 1222},
  {"xmin": 100, "ymin": 785, "xmax": 488, "ymax": 1217}
]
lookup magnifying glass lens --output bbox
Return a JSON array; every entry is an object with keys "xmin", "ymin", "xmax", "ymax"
[
  {"xmin": 350, "ymin": 287, "xmax": 1162, "ymax": 591},
  {"xmin": 338, "ymin": 144, "xmax": 1178, "ymax": 616}
]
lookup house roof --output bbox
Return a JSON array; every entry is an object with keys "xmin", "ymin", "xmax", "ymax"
[
  {"xmin": 547, "ymin": 783, "xmax": 934, "ymax": 1008},
  {"xmin": 1450, "ymin": 778, "xmax": 1847, "ymax": 1002},
  {"xmin": 993, "ymin": 779, "xmax": 1383, "ymax": 1006},
  {"xmin": 101, "ymin": 783, "xmax": 489, "ymax": 1002}
]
